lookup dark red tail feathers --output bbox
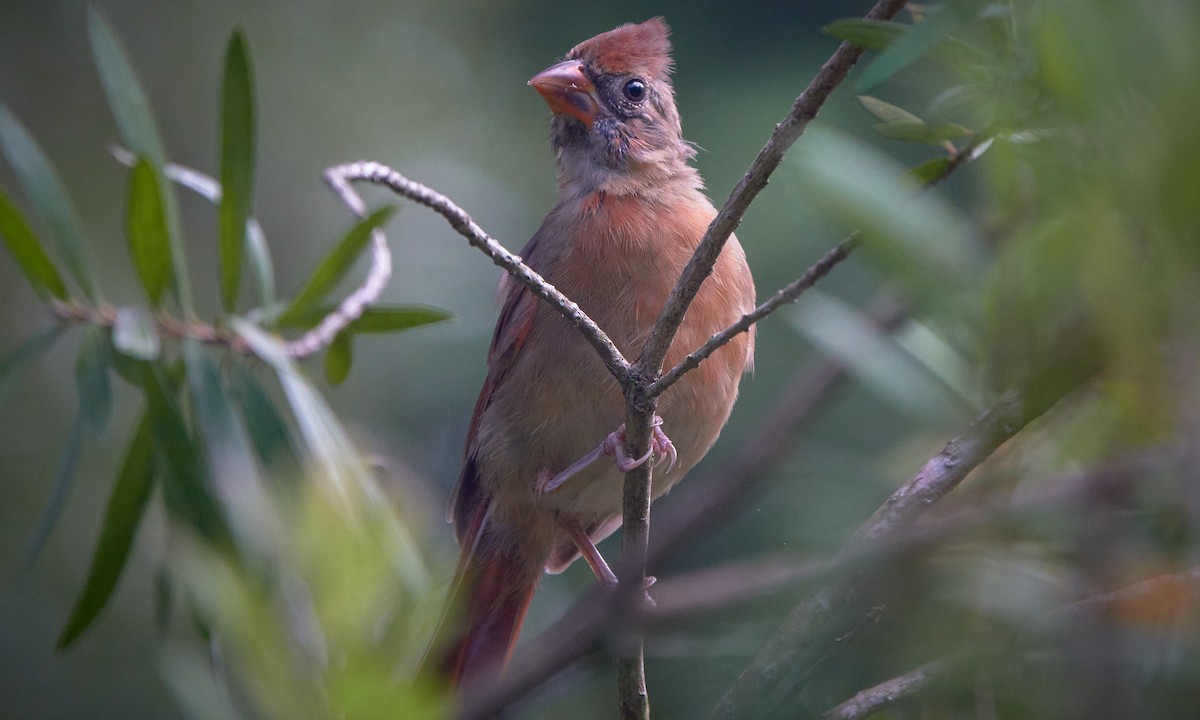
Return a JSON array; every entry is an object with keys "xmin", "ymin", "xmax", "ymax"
[{"xmin": 424, "ymin": 512, "xmax": 542, "ymax": 689}]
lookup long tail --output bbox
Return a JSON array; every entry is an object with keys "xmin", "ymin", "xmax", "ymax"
[{"xmin": 424, "ymin": 505, "xmax": 543, "ymax": 688}]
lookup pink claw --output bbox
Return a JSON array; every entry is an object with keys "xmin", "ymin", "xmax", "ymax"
[{"xmin": 539, "ymin": 415, "xmax": 677, "ymax": 494}]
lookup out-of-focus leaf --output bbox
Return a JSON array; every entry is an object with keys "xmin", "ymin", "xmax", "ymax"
[
  {"xmin": 874, "ymin": 121, "xmax": 974, "ymax": 145},
  {"xmin": 57, "ymin": 410, "xmax": 156, "ymax": 650},
  {"xmin": 185, "ymin": 340, "xmax": 274, "ymax": 553},
  {"xmin": 908, "ymin": 157, "xmax": 954, "ymax": 185},
  {"xmin": 790, "ymin": 126, "xmax": 981, "ymax": 310},
  {"xmin": 218, "ymin": 30, "xmax": 256, "ymax": 313},
  {"xmin": 858, "ymin": 95, "xmax": 924, "ymax": 125},
  {"xmin": 227, "ymin": 361, "xmax": 300, "ymax": 485},
  {"xmin": 0, "ymin": 191, "xmax": 69, "ymax": 300},
  {"xmin": 76, "ymin": 325, "xmax": 113, "ymax": 436},
  {"xmin": 154, "ymin": 565, "xmax": 172, "ymax": 634},
  {"xmin": 89, "ymin": 8, "xmax": 192, "ymax": 313},
  {"xmin": 88, "ymin": 7, "xmax": 166, "ymax": 164},
  {"xmin": 824, "ymin": 18, "xmax": 906, "ymax": 51},
  {"xmin": 276, "ymin": 206, "xmax": 396, "ymax": 325},
  {"xmin": 0, "ymin": 325, "xmax": 63, "ymax": 410},
  {"xmin": 0, "ymin": 105, "xmax": 97, "ymax": 300},
  {"xmin": 245, "ymin": 219, "xmax": 274, "ymax": 308},
  {"xmin": 853, "ymin": 2, "xmax": 988, "ymax": 92},
  {"xmin": 24, "ymin": 410, "xmax": 87, "ymax": 568},
  {"xmin": 277, "ymin": 304, "xmax": 452, "ymax": 334},
  {"xmin": 126, "ymin": 159, "xmax": 172, "ymax": 307},
  {"xmin": 788, "ymin": 291, "xmax": 970, "ymax": 424},
  {"xmin": 140, "ymin": 362, "xmax": 230, "ymax": 547},
  {"xmin": 324, "ymin": 331, "xmax": 352, "ymax": 386},
  {"xmin": 113, "ymin": 307, "xmax": 160, "ymax": 361}
]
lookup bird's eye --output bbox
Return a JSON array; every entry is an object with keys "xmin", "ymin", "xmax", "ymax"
[{"xmin": 622, "ymin": 78, "xmax": 647, "ymax": 102}]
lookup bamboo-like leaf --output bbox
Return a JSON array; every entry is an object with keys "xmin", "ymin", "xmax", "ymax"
[
  {"xmin": 908, "ymin": 157, "xmax": 954, "ymax": 185},
  {"xmin": 126, "ymin": 159, "xmax": 173, "ymax": 307},
  {"xmin": 0, "ymin": 325, "xmax": 63, "ymax": 410},
  {"xmin": 57, "ymin": 410, "xmax": 156, "ymax": 650},
  {"xmin": 227, "ymin": 361, "xmax": 300, "ymax": 485},
  {"xmin": 76, "ymin": 325, "xmax": 113, "ymax": 436},
  {"xmin": 853, "ymin": 2, "xmax": 987, "ymax": 93},
  {"xmin": 218, "ymin": 30, "xmax": 256, "ymax": 313},
  {"xmin": 0, "ymin": 105, "xmax": 97, "ymax": 300},
  {"xmin": 0, "ymin": 190, "xmax": 69, "ymax": 300},
  {"xmin": 324, "ymin": 331, "xmax": 353, "ymax": 386},
  {"xmin": 245, "ymin": 219, "xmax": 275, "ymax": 309},
  {"xmin": 824, "ymin": 18, "xmax": 905, "ymax": 51},
  {"xmin": 276, "ymin": 207, "xmax": 396, "ymax": 325},
  {"xmin": 858, "ymin": 96, "xmax": 924, "ymax": 125},
  {"xmin": 25, "ymin": 410, "xmax": 88, "ymax": 569},
  {"xmin": 277, "ymin": 304, "xmax": 452, "ymax": 334},
  {"xmin": 874, "ymin": 121, "xmax": 974, "ymax": 145},
  {"xmin": 140, "ymin": 362, "xmax": 230, "ymax": 547},
  {"xmin": 113, "ymin": 307, "xmax": 161, "ymax": 361}
]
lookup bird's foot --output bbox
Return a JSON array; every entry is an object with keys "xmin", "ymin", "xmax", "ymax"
[{"xmin": 538, "ymin": 415, "xmax": 677, "ymax": 494}]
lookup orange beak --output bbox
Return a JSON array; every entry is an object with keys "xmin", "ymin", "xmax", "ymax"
[{"xmin": 528, "ymin": 60, "xmax": 599, "ymax": 129}]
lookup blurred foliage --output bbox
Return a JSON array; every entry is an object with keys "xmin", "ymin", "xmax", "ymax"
[{"xmin": 2, "ymin": 0, "xmax": 1200, "ymax": 719}]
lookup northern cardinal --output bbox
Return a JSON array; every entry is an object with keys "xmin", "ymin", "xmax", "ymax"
[{"xmin": 429, "ymin": 17, "xmax": 755, "ymax": 688}]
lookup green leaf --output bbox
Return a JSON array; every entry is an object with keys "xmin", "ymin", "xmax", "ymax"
[
  {"xmin": 76, "ymin": 325, "xmax": 113, "ymax": 436},
  {"xmin": 0, "ymin": 325, "xmax": 63, "ymax": 410},
  {"xmin": 140, "ymin": 361, "xmax": 231, "ymax": 547},
  {"xmin": 788, "ymin": 291, "xmax": 971, "ymax": 425},
  {"xmin": 0, "ymin": 190, "xmax": 69, "ymax": 300},
  {"xmin": 112, "ymin": 307, "xmax": 161, "ymax": 361},
  {"xmin": 25, "ymin": 410, "xmax": 88, "ymax": 569},
  {"xmin": 126, "ymin": 159, "xmax": 173, "ymax": 307},
  {"xmin": 874, "ymin": 121, "xmax": 974, "ymax": 145},
  {"xmin": 218, "ymin": 30, "xmax": 256, "ymax": 313},
  {"xmin": 277, "ymin": 206, "xmax": 396, "ymax": 325},
  {"xmin": 858, "ymin": 96, "xmax": 924, "ymax": 125},
  {"xmin": 227, "ymin": 361, "xmax": 300, "ymax": 485},
  {"xmin": 324, "ymin": 331, "xmax": 352, "ymax": 386},
  {"xmin": 88, "ymin": 7, "xmax": 167, "ymax": 165},
  {"xmin": 907, "ymin": 157, "xmax": 954, "ymax": 185},
  {"xmin": 58, "ymin": 409, "xmax": 156, "ymax": 650},
  {"xmin": 277, "ymin": 304, "xmax": 452, "ymax": 334},
  {"xmin": 245, "ymin": 219, "xmax": 275, "ymax": 309},
  {"xmin": 0, "ymin": 105, "xmax": 97, "ymax": 301},
  {"xmin": 854, "ymin": 3, "xmax": 987, "ymax": 93},
  {"xmin": 89, "ymin": 8, "xmax": 193, "ymax": 314},
  {"xmin": 824, "ymin": 19, "xmax": 906, "ymax": 51}
]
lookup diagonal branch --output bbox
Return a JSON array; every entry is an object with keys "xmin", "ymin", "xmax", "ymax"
[
  {"xmin": 633, "ymin": 0, "xmax": 910, "ymax": 388},
  {"xmin": 323, "ymin": 161, "xmax": 631, "ymax": 382}
]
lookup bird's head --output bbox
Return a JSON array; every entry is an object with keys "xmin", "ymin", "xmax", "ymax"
[{"xmin": 529, "ymin": 17, "xmax": 700, "ymax": 195}]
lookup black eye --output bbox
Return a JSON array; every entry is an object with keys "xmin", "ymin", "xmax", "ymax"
[{"xmin": 623, "ymin": 78, "xmax": 647, "ymax": 102}]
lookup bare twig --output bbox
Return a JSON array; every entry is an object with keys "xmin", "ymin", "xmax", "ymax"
[
  {"xmin": 51, "ymin": 301, "xmax": 249, "ymax": 352},
  {"xmin": 822, "ymin": 659, "xmax": 947, "ymax": 720},
  {"xmin": 324, "ymin": 161, "xmax": 631, "ymax": 382}
]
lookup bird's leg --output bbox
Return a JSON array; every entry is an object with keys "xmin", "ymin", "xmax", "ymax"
[
  {"xmin": 560, "ymin": 519, "xmax": 657, "ymax": 606},
  {"xmin": 538, "ymin": 415, "xmax": 678, "ymax": 494}
]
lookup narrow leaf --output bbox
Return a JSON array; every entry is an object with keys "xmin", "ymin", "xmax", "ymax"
[
  {"xmin": 76, "ymin": 325, "xmax": 113, "ymax": 436},
  {"xmin": 140, "ymin": 362, "xmax": 231, "ymax": 547},
  {"xmin": 874, "ymin": 121, "xmax": 974, "ymax": 145},
  {"xmin": 218, "ymin": 30, "xmax": 256, "ymax": 312},
  {"xmin": 88, "ymin": 7, "xmax": 166, "ymax": 164},
  {"xmin": 824, "ymin": 19, "xmax": 906, "ymax": 51},
  {"xmin": 113, "ymin": 307, "xmax": 161, "ymax": 361},
  {"xmin": 126, "ymin": 159, "xmax": 173, "ymax": 307},
  {"xmin": 908, "ymin": 157, "xmax": 954, "ymax": 185},
  {"xmin": 0, "ymin": 190, "xmax": 69, "ymax": 300},
  {"xmin": 227, "ymin": 361, "xmax": 300, "ymax": 485},
  {"xmin": 245, "ymin": 219, "xmax": 275, "ymax": 309},
  {"xmin": 858, "ymin": 96, "xmax": 924, "ymax": 125},
  {"xmin": 0, "ymin": 105, "xmax": 97, "ymax": 300},
  {"xmin": 0, "ymin": 325, "xmax": 63, "ymax": 410},
  {"xmin": 58, "ymin": 410, "xmax": 156, "ymax": 650},
  {"xmin": 854, "ymin": 2, "xmax": 985, "ymax": 93},
  {"xmin": 25, "ymin": 410, "xmax": 88, "ymax": 568},
  {"xmin": 277, "ymin": 206, "xmax": 396, "ymax": 325},
  {"xmin": 277, "ymin": 304, "xmax": 452, "ymax": 334},
  {"xmin": 324, "ymin": 331, "xmax": 352, "ymax": 386}
]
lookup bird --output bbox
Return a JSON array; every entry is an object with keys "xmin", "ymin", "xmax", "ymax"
[{"xmin": 427, "ymin": 16, "xmax": 756, "ymax": 689}]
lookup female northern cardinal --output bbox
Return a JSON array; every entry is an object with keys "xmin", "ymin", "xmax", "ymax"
[{"xmin": 430, "ymin": 17, "xmax": 755, "ymax": 687}]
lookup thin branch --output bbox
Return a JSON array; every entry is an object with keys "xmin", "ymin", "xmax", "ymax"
[
  {"xmin": 632, "ymin": 0, "xmax": 910, "ymax": 389},
  {"xmin": 706, "ymin": 334, "xmax": 1102, "ymax": 720},
  {"xmin": 822, "ymin": 659, "xmax": 947, "ymax": 720},
  {"xmin": 648, "ymin": 236, "xmax": 857, "ymax": 398},
  {"xmin": 51, "ymin": 301, "xmax": 250, "ymax": 352},
  {"xmin": 324, "ymin": 161, "xmax": 631, "ymax": 382}
]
